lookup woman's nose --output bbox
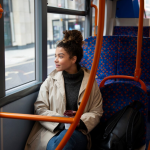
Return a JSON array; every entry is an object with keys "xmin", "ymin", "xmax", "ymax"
[{"xmin": 54, "ymin": 57, "xmax": 58, "ymax": 63}]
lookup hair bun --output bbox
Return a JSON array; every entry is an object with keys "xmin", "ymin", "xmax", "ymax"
[{"xmin": 62, "ymin": 30, "xmax": 84, "ymax": 46}]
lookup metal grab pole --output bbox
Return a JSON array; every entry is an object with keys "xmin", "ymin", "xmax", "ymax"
[
  {"xmin": 0, "ymin": 113, "xmax": 74, "ymax": 123},
  {"xmin": 56, "ymin": 0, "xmax": 105, "ymax": 149},
  {"xmin": 91, "ymin": 0, "xmax": 98, "ymax": 36},
  {"xmin": 134, "ymin": 0, "xmax": 144, "ymax": 81}
]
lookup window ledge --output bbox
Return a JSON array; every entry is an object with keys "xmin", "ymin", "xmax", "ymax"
[{"xmin": 0, "ymin": 81, "xmax": 42, "ymax": 108}]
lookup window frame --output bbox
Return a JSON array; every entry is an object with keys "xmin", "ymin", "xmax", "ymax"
[
  {"xmin": 0, "ymin": 0, "xmax": 5, "ymax": 99},
  {"xmin": 47, "ymin": 6, "xmax": 86, "ymax": 15},
  {"xmin": 0, "ymin": 0, "xmax": 92, "ymax": 108}
]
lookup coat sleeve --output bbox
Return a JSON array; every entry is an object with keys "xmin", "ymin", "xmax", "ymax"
[
  {"xmin": 34, "ymin": 77, "xmax": 60, "ymax": 132},
  {"xmin": 80, "ymin": 80, "xmax": 103, "ymax": 133}
]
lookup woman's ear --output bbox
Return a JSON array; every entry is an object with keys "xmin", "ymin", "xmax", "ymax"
[{"xmin": 72, "ymin": 56, "xmax": 77, "ymax": 64}]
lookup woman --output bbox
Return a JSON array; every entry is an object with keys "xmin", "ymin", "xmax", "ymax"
[{"xmin": 24, "ymin": 30, "xmax": 103, "ymax": 150}]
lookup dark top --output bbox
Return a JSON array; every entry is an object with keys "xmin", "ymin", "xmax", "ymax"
[
  {"xmin": 63, "ymin": 66, "xmax": 84, "ymax": 111},
  {"xmin": 54, "ymin": 65, "xmax": 87, "ymax": 131}
]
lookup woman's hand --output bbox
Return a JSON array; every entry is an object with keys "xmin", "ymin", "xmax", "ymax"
[{"xmin": 73, "ymin": 111, "xmax": 80, "ymax": 126}]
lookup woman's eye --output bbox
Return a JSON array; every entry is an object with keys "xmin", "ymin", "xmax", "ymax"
[{"xmin": 59, "ymin": 56, "xmax": 63, "ymax": 58}]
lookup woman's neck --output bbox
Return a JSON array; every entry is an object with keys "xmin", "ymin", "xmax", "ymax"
[{"xmin": 64, "ymin": 64, "xmax": 78, "ymax": 74}]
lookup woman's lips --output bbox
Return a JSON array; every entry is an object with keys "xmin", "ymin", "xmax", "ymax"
[{"xmin": 56, "ymin": 65, "xmax": 60, "ymax": 67}]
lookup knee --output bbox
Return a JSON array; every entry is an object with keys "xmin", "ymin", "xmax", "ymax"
[
  {"xmin": 46, "ymin": 130, "xmax": 68, "ymax": 150},
  {"xmin": 47, "ymin": 130, "xmax": 87, "ymax": 150},
  {"xmin": 46, "ymin": 140, "xmax": 55, "ymax": 150}
]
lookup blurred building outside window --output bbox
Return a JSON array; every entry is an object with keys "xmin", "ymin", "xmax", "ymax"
[
  {"xmin": 3, "ymin": 0, "xmax": 93, "ymax": 88},
  {"xmin": 47, "ymin": 0, "xmax": 85, "ymax": 11},
  {"xmin": 92, "ymin": 0, "xmax": 98, "ymax": 36},
  {"xmin": 145, "ymin": 0, "xmax": 150, "ymax": 18},
  {"xmin": 4, "ymin": 0, "xmax": 35, "ymax": 90},
  {"xmin": 139, "ymin": 0, "xmax": 150, "ymax": 18},
  {"xmin": 47, "ymin": 13, "xmax": 85, "ymax": 75}
]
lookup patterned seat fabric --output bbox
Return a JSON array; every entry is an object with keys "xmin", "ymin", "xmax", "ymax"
[
  {"xmin": 114, "ymin": 26, "xmax": 150, "ymax": 37},
  {"xmin": 115, "ymin": 80, "xmax": 150, "ymax": 111},
  {"xmin": 81, "ymin": 36, "xmax": 118, "ymax": 79},
  {"xmin": 117, "ymin": 36, "xmax": 150, "ymax": 95},
  {"xmin": 100, "ymin": 82, "xmax": 149, "ymax": 144},
  {"xmin": 81, "ymin": 35, "xmax": 150, "ymax": 111}
]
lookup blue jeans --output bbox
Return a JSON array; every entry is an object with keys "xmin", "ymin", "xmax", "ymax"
[{"xmin": 46, "ymin": 129, "xmax": 88, "ymax": 150}]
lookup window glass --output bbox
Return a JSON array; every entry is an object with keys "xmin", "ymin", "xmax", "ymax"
[
  {"xmin": 47, "ymin": 13, "xmax": 85, "ymax": 75},
  {"xmin": 145, "ymin": 0, "xmax": 150, "ymax": 18},
  {"xmin": 138, "ymin": 0, "xmax": 150, "ymax": 18},
  {"xmin": 4, "ymin": 0, "xmax": 35, "ymax": 90},
  {"xmin": 92, "ymin": 0, "xmax": 98, "ymax": 36},
  {"xmin": 47, "ymin": 0, "xmax": 85, "ymax": 11}
]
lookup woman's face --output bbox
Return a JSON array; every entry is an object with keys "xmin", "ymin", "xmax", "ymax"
[{"xmin": 54, "ymin": 47, "xmax": 77, "ymax": 73}]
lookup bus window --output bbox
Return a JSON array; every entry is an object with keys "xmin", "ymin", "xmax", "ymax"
[
  {"xmin": 92, "ymin": 0, "xmax": 98, "ymax": 36},
  {"xmin": 47, "ymin": 13, "xmax": 85, "ymax": 75},
  {"xmin": 4, "ymin": 0, "xmax": 35, "ymax": 90},
  {"xmin": 47, "ymin": 0, "xmax": 85, "ymax": 11},
  {"xmin": 145, "ymin": 0, "xmax": 150, "ymax": 18}
]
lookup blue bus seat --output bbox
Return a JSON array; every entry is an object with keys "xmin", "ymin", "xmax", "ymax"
[
  {"xmin": 81, "ymin": 36, "xmax": 150, "ymax": 111},
  {"xmin": 81, "ymin": 36, "xmax": 150, "ymax": 94}
]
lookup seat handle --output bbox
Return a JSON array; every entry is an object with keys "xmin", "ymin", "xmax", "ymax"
[{"xmin": 99, "ymin": 75, "xmax": 147, "ymax": 93}]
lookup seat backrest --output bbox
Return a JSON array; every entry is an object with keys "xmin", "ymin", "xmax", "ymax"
[
  {"xmin": 80, "ymin": 36, "xmax": 119, "ymax": 79},
  {"xmin": 100, "ymin": 82, "xmax": 148, "ymax": 123},
  {"xmin": 117, "ymin": 36, "xmax": 150, "ymax": 83}
]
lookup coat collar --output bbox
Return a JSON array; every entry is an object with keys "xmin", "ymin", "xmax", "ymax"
[
  {"xmin": 50, "ymin": 70, "xmax": 66, "ymax": 99},
  {"xmin": 78, "ymin": 68, "xmax": 90, "ymax": 96},
  {"xmin": 49, "ymin": 68, "xmax": 91, "ymax": 98}
]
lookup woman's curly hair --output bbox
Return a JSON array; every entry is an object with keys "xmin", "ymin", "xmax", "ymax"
[{"xmin": 57, "ymin": 30, "xmax": 85, "ymax": 64}]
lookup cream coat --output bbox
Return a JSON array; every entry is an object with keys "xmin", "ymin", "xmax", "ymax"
[{"xmin": 24, "ymin": 68, "xmax": 103, "ymax": 150}]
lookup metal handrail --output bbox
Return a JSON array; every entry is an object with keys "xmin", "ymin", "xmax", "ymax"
[
  {"xmin": 100, "ymin": 75, "xmax": 147, "ymax": 93},
  {"xmin": 134, "ymin": 0, "xmax": 144, "ymax": 81},
  {"xmin": 148, "ymin": 141, "xmax": 150, "ymax": 150},
  {"xmin": 91, "ymin": 0, "xmax": 98, "ymax": 36},
  {"xmin": 0, "ymin": 113, "xmax": 74, "ymax": 123}
]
